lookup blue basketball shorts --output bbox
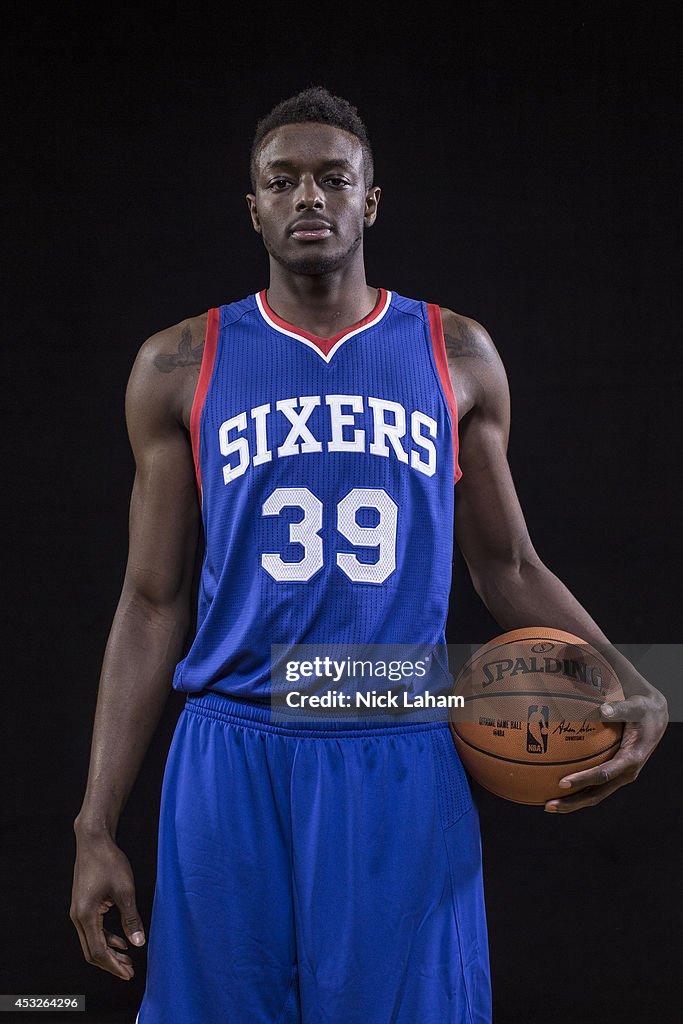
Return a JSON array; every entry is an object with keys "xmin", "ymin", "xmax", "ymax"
[{"xmin": 136, "ymin": 691, "xmax": 491, "ymax": 1023}]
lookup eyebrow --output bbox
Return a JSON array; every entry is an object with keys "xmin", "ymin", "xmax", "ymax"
[{"xmin": 262, "ymin": 158, "xmax": 356, "ymax": 172}]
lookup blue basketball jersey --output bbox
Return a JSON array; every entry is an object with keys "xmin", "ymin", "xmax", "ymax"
[{"xmin": 172, "ymin": 289, "xmax": 462, "ymax": 700}]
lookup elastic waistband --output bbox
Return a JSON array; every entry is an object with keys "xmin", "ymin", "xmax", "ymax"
[{"xmin": 184, "ymin": 691, "xmax": 451, "ymax": 737}]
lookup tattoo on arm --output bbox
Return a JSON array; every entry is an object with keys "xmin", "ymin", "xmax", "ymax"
[
  {"xmin": 444, "ymin": 319, "xmax": 494, "ymax": 364},
  {"xmin": 154, "ymin": 326, "xmax": 204, "ymax": 373}
]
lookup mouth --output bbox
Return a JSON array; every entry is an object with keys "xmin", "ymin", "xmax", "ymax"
[{"xmin": 290, "ymin": 220, "xmax": 334, "ymax": 241}]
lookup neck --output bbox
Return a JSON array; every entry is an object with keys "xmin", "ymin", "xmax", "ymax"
[{"xmin": 265, "ymin": 258, "xmax": 377, "ymax": 339}]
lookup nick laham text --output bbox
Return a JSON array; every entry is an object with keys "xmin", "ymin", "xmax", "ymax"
[{"xmin": 284, "ymin": 691, "xmax": 465, "ymax": 709}]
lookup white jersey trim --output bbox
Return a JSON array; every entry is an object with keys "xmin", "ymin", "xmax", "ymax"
[{"xmin": 254, "ymin": 290, "xmax": 393, "ymax": 363}]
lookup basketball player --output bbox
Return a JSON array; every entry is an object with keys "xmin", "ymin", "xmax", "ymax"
[{"xmin": 70, "ymin": 87, "xmax": 668, "ymax": 1023}]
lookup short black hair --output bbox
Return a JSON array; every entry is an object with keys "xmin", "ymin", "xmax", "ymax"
[{"xmin": 250, "ymin": 86, "xmax": 374, "ymax": 190}]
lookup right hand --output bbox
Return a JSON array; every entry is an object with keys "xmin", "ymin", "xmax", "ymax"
[{"xmin": 70, "ymin": 829, "xmax": 146, "ymax": 980}]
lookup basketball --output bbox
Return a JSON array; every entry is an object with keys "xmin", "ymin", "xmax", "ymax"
[{"xmin": 449, "ymin": 627, "xmax": 624, "ymax": 805}]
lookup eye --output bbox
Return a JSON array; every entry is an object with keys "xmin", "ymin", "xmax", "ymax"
[
  {"xmin": 325, "ymin": 176, "xmax": 350, "ymax": 188},
  {"xmin": 268, "ymin": 178, "xmax": 291, "ymax": 191}
]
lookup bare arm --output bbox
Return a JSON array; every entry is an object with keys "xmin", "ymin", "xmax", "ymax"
[
  {"xmin": 443, "ymin": 308, "xmax": 668, "ymax": 810},
  {"xmin": 70, "ymin": 320, "xmax": 202, "ymax": 979}
]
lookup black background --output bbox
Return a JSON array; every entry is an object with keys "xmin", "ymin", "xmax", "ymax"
[{"xmin": 3, "ymin": 2, "xmax": 682, "ymax": 1022}]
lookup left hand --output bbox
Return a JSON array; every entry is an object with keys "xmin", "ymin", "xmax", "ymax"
[{"xmin": 544, "ymin": 691, "xmax": 669, "ymax": 813}]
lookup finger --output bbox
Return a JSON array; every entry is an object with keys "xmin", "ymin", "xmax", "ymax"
[
  {"xmin": 600, "ymin": 695, "xmax": 649, "ymax": 722},
  {"xmin": 106, "ymin": 945, "xmax": 134, "ymax": 970},
  {"xmin": 102, "ymin": 928, "xmax": 133, "ymax": 968},
  {"xmin": 88, "ymin": 940, "xmax": 135, "ymax": 980},
  {"xmin": 103, "ymin": 939, "xmax": 134, "ymax": 970},
  {"xmin": 114, "ymin": 888, "xmax": 146, "ymax": 947},
  {"xmin": 557, "ymin": 752, "xmax": 639, "ymax": 793},
  {"xmin": 71, "ymin": 913, "xmax": 94, "ymax": 965},
  {"xmin": 86, "ymin": 935, "xmax": 135, "ymax": 980},
  {"xmin": 545, "ymin": 777, "xmax": 627, "ymax": 813},
  {"xmin": 104, "ymin": 929, "xmax": 129, "ymax": 951},
  {"xmin": 79, "ymin": 911, "xmax": 135, "ymax": 980}
]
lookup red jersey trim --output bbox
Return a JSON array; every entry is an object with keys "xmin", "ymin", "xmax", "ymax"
[
  {"xmin": 426, "ymin": 303, "xmax": 463, "ymax": 484},
  {"xmin": 190, "ymin": 307, "xmax": 220, "ymax": 506},
  {"xmin": 257, "ymin": 288, "xmax": 391, "ymax": 359}
]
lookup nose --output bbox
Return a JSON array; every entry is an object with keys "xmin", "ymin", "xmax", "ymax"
[{"xmin": 294, "ymin": 174, "xmax": 324, "ymax": 211}]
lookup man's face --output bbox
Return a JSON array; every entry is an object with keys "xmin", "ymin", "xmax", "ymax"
[{"xmin": 246, "ymin": 122, "xmax": 380, "ymax": 276}]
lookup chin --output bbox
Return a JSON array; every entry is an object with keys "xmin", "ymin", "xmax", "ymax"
[
  {"xmin": 267, "ymin": 236, "xmax": 362, "ymax": 276},
  {"xmin": 281, "ymin": 255, "xmax": 347, "ymax": 275}
]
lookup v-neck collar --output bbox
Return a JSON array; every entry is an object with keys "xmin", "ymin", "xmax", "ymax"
[{"xmin": 255, "ymin": 288, "xmax": 392, "ymax": 362}]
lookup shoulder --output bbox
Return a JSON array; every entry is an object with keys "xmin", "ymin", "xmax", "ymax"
[
  {"xmin": 439, "ymin": 306, "xmax": 509, "ymax": 420},
  {"xmin": 127, "ymin": 312, "xmax": 209, "ymax": 430},
  {"xmin": 439, "ymin": 307, "xmax": 498, "ymax": 367},
  {"xmin": 131, "ymin": 311, "xmax": 209, "ymax": 378}
]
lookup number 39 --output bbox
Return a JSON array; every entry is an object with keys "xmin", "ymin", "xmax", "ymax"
[{"xmin": 261, "ymin": 486, "xmax": 398, "ymax": 585}]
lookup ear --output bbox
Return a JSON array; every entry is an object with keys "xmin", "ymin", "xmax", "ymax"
[
  {"xmin": 246, "ymin": 193, "xmax": 262, "ymax": 234},
  {"xmin": 364, "ymin": 186, "xmax": 381, "ymax": 228}
]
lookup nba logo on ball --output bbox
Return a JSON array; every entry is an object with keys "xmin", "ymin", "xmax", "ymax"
[
  {"xmin": 449, "ymin": 627, "xmax": 624, "ymax": 805},
  {"xmin": 526, "ymin": 705, "xmax": 549, "ymax": 754}
]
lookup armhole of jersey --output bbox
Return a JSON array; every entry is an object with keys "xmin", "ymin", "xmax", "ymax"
[
  {"xmin": 189, "ymin": 307, "xmax": 220, "ymax": 507},
  {"xmin": 426, "ymin": 303, "xmax": 463, "ymax": 484}
]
